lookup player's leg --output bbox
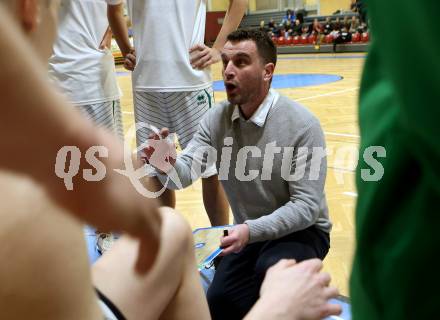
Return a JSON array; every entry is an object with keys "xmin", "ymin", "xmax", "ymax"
[
  {"xmin": 111, "ymin": 99, "xmax": 125, "ymax": 140},
  {"xmin": 76, "ymin": 100, "xmax": 124, "ymax": 140},
  {"xmin": 92, "ymin": 207, "xmax": 210, "ymax": 320},
  {"xmin": 133, "ymin": 91, "xmax": 176, "ymax": 207},
  {"xmin": 170, "ymin": 88, "xmax": 229, "ymax": 226},
  {"xmin": 0, "ymin": 171, "xmax": 102, "ymax": 320}
]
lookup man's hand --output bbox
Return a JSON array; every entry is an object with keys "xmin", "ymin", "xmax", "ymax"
[
  {"xmin": 220, "ymin": 223, "xmax": 249, "ymax": 255},
  {"xmin": 246, "ymin": 259, "xmax": 342, "ymax": 320},
  {"xmin": 189, "ymin": 44, "xmax": 221, "ymax": 70},
  {"xmin": 142, "ymin": 127, "xmax": 177, "ymax": 173},
  {"xmin": 124, "ymin": 49, "xmax": 136, "ymax": 71}
]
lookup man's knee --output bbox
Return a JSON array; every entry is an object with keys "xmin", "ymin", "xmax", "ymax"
[
  {"xmin": 254, "ymin": 244, "xmax": 319, "ymax": 278},
  {"xmin": 254, "ymin": 254, "xmax": 283, "ymax": 278}
]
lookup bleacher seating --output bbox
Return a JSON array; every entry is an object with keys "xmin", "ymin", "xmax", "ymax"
[
  {"xmin": 112, "ymin": 11, "xmax": 367, "ymax": 62},
  {"xmin": 239, "ymin": 11, "xmax": 358, "ymax": 29},
  {"xmin": 238, "ymin": 11, "xmax": 368, "ymax": 54}
]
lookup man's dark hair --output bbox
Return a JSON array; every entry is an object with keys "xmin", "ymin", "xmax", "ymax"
[{"xmin": 226, "ymin": 28, "xmax": 277, "ymax": 66}]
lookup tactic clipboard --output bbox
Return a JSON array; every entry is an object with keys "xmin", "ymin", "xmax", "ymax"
[{"xmin": 193, "ymin": 225, "xmax": 232, "ymax": 270}]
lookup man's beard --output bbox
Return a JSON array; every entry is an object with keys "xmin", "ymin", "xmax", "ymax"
[{"xmin": 226, "ymin": 93, "xmax": 241, "ymax": 105}]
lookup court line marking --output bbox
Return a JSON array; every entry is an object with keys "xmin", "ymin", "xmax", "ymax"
[
  {"xmin": 296, "ymin": 87, "xmax": 359, "ymax": 102},
  {"xmin": 324, "ymin": 132, "xmax": 360, "ymax": 138},
  {"xmin": 328, "ymin": 166, "xmax": 355, "ymax": 173},
  {"xmin": 343, "ymin": 191, "xmax": 358, "ymax": 197}
]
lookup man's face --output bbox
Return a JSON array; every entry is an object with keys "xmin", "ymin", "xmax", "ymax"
[{"xmin": 221, "ymin": 40, "xmax": 269, "ymax": 107}]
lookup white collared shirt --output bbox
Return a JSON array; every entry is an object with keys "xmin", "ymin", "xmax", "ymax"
[{"xmin": 231, "ymin": 88, "xmax": 280, "ymax": 127}]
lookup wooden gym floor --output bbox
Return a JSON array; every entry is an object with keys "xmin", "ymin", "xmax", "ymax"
[{"xmin": 117, "ymin": 52, "xmax": 366, "ymax": 296}]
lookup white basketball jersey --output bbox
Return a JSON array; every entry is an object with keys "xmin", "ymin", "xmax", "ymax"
[
  {"xmin": 126, "ymin": 0, "xmax": 212, "ymax": 92},
  {"xmin": 49, "ymin": 0, "xmax": 120, "ymax": 105}
]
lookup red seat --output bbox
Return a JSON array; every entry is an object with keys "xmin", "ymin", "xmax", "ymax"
[
  {"xmin": 285, "ymin": 36, "xmax": 293, "ymax": 45},
  {"xmin": 293, "ymin": 36, "xmax": 300, "ymax": 45},
  {"xmin": 308, "ymin": 34, "xmax": 317, "ymax": 44},
  {"xmin": 277, "ymin": 36, "xmax": 286, "ymax": 45},
  {"xmin": 271, "ymin": 36, "xmax": 278, "ymax": 44},
  {"xmin": 361, "ymin": 32, "xmax": 369, "ymax": 42},
  {"xmin": 352, "ymin": 32, "xmax": 361, "ymax": 42},
  {"xmin": 324, "ymin": 34, "xmax": 333, "ymax": 44},
  {"xmin": 300, "ymin": 35, "xmax": 308, "ymax": 44}
]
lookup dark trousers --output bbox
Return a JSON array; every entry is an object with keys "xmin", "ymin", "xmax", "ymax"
[
  {"xmin": 333, "ymin": 33, "xmax": 352, "ymax": 52},
  {"xmin": 206, "ymin": 226, "xmax": 330, "ymax": 320}
]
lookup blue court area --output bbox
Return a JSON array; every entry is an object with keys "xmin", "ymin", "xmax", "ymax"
[
  {"xmin": 84, "ymin": 226, "xmax": 101, "ymax": 264},
  {"xmin": 213, "ymin": 73, "xmax": 342, "ymax": 91},
  {"xmin": 326, "ymin": 297, "xmax": 351, "ymax": 320}
]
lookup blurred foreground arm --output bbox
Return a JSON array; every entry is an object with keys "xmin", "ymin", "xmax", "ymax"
[{"xmin": 0, "ymin": 5, "xmax": 160, "ymax": 273}]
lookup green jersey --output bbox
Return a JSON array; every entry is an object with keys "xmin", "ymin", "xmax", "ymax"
[{"xmin": 351, "ymin": 1, "xmax": 440, "ymax": 319}]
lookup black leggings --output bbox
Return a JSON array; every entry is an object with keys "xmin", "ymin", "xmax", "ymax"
[
  {"xmin": 333, "ymin": 34, "xmax": 352, "ymax": 52},
  {"xmin": 206, "ymin": 226, "xmax": 330, "ymax": 320}
]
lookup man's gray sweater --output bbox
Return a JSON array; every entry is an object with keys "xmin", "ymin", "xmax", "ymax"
[{"xmin": 159, "ymin": 93, "xmax": 332, "ymax": 243}]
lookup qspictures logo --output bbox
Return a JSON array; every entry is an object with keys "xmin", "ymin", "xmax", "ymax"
[{"xmin": 54, "ymin": 123, "xmax": 386, "ymax": 197}]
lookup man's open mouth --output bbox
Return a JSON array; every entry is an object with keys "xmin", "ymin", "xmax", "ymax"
[{"xmin": 225, "ymin": 83, "xmax": 237, "ymax": 92}]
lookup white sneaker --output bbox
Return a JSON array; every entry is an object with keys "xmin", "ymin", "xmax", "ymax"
[{"xmin": 96, "ymin": 233, "xmax": 115, "ymax": 255}]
